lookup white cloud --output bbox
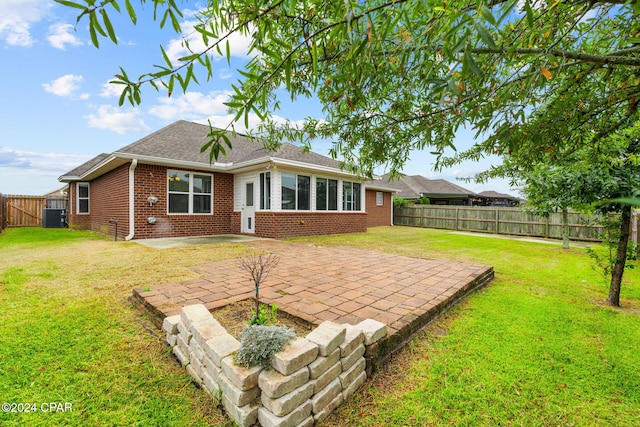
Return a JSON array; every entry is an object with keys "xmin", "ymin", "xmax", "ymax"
[
  {"xmin": 164, "ymin": 16, "xmax": 253, "ymax": 64},
  {"xmin": 85, "ymin": 105, "xmax": 150, "ymax": 134},
  {"xmin": 47, "ymin": 23, "xmax": 82, "ymax": 50},
  {"xmin": 99, "ymin": 80, "xmax": 125, "ymax": 98},
  {"xmin": 0, "ymin": 146, "xmax": 91, "ymax": 172},
  {"xmin": 148, "ymin": 91, "xmax": 233, "ymax": 120},
  {"xmin": 43, "ymin": 74, "xmax": 85, "ymax": 97},
  {"xmin": 0, "ymin": 0, "xmax": 50, "ymax": 47}
]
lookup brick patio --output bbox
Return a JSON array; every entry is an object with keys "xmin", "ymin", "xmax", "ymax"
[{"xmin": 133, "ymin": 240, "xmax": 493, "ymax": 369}]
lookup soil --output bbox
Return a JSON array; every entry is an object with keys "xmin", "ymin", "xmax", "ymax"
[{"xmin": 210, "ymin": 298, "xmax": 314, "ymax": 338}]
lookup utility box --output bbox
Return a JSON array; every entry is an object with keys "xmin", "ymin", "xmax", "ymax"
[{"xmin": 43, "ymin": 208, "xmax": 67, "ymax": 228}]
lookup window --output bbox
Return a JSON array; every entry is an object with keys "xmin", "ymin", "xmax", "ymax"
[
  {"xmin": 259, "ymin": 172, "xmax": 271, "ymax": 210},
  {"xmin": 281, "ymin": 172, "xmax": 310, "ymax": 210},
  {"xmin": 376, "ymin": 191, "xmax": 384, "ymax": 206},
  {"xmin": 77, "ymin": 183, "xmax": 89, "ymax": 214},
  {"xmin": 342, "ymin": 181, "xmax": 362, "ymax": 211},
  {"xmin": 168, "ymin": 171, "xmax": 212, "ymax": 214},
  {"xmin": 316, "ymin": 178, "xmax": 338, "ymax": 211}
]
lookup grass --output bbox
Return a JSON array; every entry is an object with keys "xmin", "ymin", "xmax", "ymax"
[
  {"xmin": 0, "ymin": 228, "xmax": 243, "ymax": 427},
  {"xmin": 288, "ymin": 227, "xmax": 640, "ymax": 427},
  {"xmin": 1, "ymin": 226, "xmax": 638, "ymax": 426}
]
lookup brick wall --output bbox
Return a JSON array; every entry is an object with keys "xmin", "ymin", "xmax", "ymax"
[
  {"xmin": 67, "ymin": 166, "xmax": 129, "ymax": 237},
  {"xmin": 132, "ymin": 164, "xmax": 236, "ymax": 239},
  {"xmin": 255, "ymin": 211, "xmax": 367, "ymax": 239},
  {"xmin": 365, "ymin": 190, "xmax": 393, "ymax": 227}
]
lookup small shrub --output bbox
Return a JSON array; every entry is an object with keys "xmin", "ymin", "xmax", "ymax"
[
  {"xmin": 393, "ymin": 197, "xmax": 412, "ymax": 207},
  {"xmin": 250, "ymin": 304, "xmax": 278, "ymax": 325},
  {"xmin": 235, "ymin": 324, "xmax": 296, "ymax": 368}
]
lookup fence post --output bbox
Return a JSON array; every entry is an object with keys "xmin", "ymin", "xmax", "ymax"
[
  {"xmin": 494, "ymin": 208, "xmax": 499, "ymax": 234},
  {"xmin": 455, "ymin": 207, "xmax": 460, "ymax": 231}
]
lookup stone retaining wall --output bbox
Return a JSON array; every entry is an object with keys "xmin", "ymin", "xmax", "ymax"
[{"xmin": 163, "ymin": 304, "xmax": 387, "ymax": 427}]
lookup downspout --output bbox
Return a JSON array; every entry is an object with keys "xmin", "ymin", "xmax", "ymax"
[
  {"xmin": 125, "ymin": 159, "xmax": 137, "ymax": 240},
  {"xmin": 390, "ymin": 192, "xmax": 395, "ymax": 226}
]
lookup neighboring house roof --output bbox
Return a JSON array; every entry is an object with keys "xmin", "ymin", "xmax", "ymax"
[
  {"xmin": 59, "ymin": 120, "xmax": 359, "ymax": 183},
  {"xmin": 478, "ymin": 190, "xmax": 519, "ymax": 200},
  {"xmin": 375, "ymin": 174, "xmax": 477, "ymax": 199}
]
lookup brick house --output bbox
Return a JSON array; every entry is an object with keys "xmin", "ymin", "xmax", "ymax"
[{"xmin": 59, "ymin": 120, "xmax": 395, "ymax": 240}]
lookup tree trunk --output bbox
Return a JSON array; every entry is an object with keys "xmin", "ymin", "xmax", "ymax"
[
  {"xmin": 607, "ymin": 205, "xmax": 632, "ymax": 306},
  {"xmin": 562, "ymin": 207, "xmax": 570, "ymax": 249}
]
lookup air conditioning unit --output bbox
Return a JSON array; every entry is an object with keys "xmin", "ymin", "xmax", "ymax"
[{"xmin": 43, "ymin": 208, "xmax": 67, "ymax": 228}]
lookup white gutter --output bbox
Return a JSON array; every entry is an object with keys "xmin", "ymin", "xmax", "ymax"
[{"xmin": 125, "ymin": 159, "xmax": 138, "ymax": 241}]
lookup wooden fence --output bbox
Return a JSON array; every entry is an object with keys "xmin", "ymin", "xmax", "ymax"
[
  {"xmin": 0, "ymin": 195, "xmax": 69, "ymax": 228},
  {"xmin": 394, "ymin": 205, "xmax": 610, "ymax": 242}
]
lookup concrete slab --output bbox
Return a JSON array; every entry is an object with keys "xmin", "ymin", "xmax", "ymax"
[{"xmin": 135, "ymin": 234, "xmax": 270, "ymax": 249}]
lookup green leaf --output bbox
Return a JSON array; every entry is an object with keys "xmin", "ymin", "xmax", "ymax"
[
  {"xmin": 160, "ymin": 45, "xmax": 172, "ymax": 68},
  {"xmin": 476, "ymin": 24, "xmax": 497, "ymax": 49},
  {"xmin": 54, "ymin": 0, "xmax": 86, "ymax": 10},
  {"xmin": 464, "ymin": 51, "xmax": 484, "ymax": 78},
  {"xmin": 524, "ymin": 0, "xmax": 535, "ymax": 28},
  {"xmin": 100, "ymin": 9, "xmax": 118, "ymax": 44},
  {"xmin": 479, "ymin": 4, "xmax": 497, "ymax": 27},
  {"xmin": 124, "ymin": 0, "xmax": 137, "ymax": 25}
]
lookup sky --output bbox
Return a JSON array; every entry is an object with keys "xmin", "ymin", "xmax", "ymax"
[{"xmin": 0, "ymin": 0, "xmax": 515, "ymax": 197}]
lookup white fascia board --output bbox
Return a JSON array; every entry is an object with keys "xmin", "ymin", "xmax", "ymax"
[
  {"xmin": 270, "ymin": 158, "xmax": 357, "ymax": 179},
  {"xmin": 364, "ymin": 184, "xmax": 400, "ymax": 193},
  {"xmin": 112, "ymin": 152, "xmax": 234, "ymax": 172},
  {"xmin": 58, "ymin": 154, "xmax": 120, "ymax": 182}
]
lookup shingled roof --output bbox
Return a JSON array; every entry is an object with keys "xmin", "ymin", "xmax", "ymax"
[
  {"xmin": 60, "ymin": 120, "xmax": 345, "ymax": 181},
  {"xmin": 115, "ymin": 120, "xmax": 340, "ymax": 168},
  {"xmin": 376, "ymin": 174, "xmax": 477, "ymax": 199}
]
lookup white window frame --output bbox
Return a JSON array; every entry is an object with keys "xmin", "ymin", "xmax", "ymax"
[
  {"xmin": 167, "ymin": 170, "xmax": 213, "ymax": 215},
  {"xmin": 342, "ymin": 181, "xmax": 362, "ymax": 211},
  {"xmin": 259, "ymin": 172, "xmax": 271, "ymax": 210},
  {"xmin": 281, "ymin": 172, "xmax": 311, "ymax": 211},
  {"xmin": 376, "ymin": 191, "xmax": 384, "ymax": 206},
  {"xmin": 76, "ymin": 182, "xmax": 90, "ymax": 214},
  {"xmin": 315, "ymin": 177, "xmax": 338, "ymax": 211}
]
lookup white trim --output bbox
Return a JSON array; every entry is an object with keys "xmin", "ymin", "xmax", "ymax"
[
  {"xmin": 76, "ymin": 182, "xmax": 90, "ymax": 214},
  {"xmin": 125, "ymin": 159, "xmax": 137, "ymax": 241},
  {"xmin": 167, "ymin": 170, "xmax": 214, "ymax": 215}
]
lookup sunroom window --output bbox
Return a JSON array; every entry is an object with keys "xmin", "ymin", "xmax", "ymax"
[
  {"xmin": 316, "ymin": 178, "xmax": 338, "ymax": 211},
  {"xmin": 342, "ymin": 181, "xmax": 362, "ymax": 211},
  {"xmin": 281, "ymin": 172, "xmax": 310, "ymax": 210}
]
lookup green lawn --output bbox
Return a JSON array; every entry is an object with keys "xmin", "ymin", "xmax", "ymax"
[{"xmin": 1, "ymin": 226, "xmax": 638, "ymax": 426}]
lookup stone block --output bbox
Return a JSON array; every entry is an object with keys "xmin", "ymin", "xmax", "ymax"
[
  {"xmin": 259, "ymin": 366, "xmax": 309, "ymax": 399},
  {"xmin": 202, "ymin": 355, "xmax": 221, "ymax": 381},
  {"xmin": 305, "ymin": 321, "xmax": 346, "ymax": 357},
  {"xmin": 204, "ymin": 333, "xmax": 240, "ymax": 368},
  {"xmin": 356, "ymin": 319, "xmax": 387, "ymax": 345},
  {"xmin": 180, "ymin": 304, "xmax": 212, "ymax": 329},
  {"xmin": 311, "ymin": 362, "xmax": 341, "ymax": 394},
  {"xmin": 166, "ymin": 332, "xmax": 177, "ymax": 347},
  {"xmin": 310, "ymin": 377, "xmax": 341, "ymax": 414},
  {"xmin": 313, "ymin": 392, "xmax": 344, "ymax": 424},
  {"xmin": 218, "ymin": 373, "xmax": 260, "ymax": 407},
  {"xmin": 176, "ymin": 335, "xmax": 191, "ymax": 361},
  {"xmin": 258, "ymin": 400, "xmax": 312, "ymax": 427},
  {"xmin": 272, "ymin": 338, "xmax": 319, "ymax": 376},
  {"xmin": 189, "ymin": 355, "xmax": 205, "ymax": 382},
  {"xmin": 340, "ymin": 344, "xmax": 365, "ymax": 372},
  {"xmin": 189, "ymin": 337, "xmax": 205, "ymax": 362},
  {"xmin": 295, "ymin": 416, "xmax": 315, "ymax": 427},
  {"xmin": 307, "ymin": 347, "xmax": 340, "ymax": 379},
  {"xmin": 339, "ymin": 357, "xmax": 366, "ymax": 389},
  {"xmin": 191, "ymin": 317, "xmax": 226, "ymax": 347},
  {"xmin": 202, "ymin": 370, "xmax": 220, "ymax": 398},
  {"xmin": 222, "ymin": 394, "xmax": 259, "ymax": 427},
  {"xmin": 186, "ymin": 364, "xmax": 202, "ymax": 385},
  {"xmin": 342, "ymin": 370, "xmax": 366, "ymax": 400},
  {"xmin": 162, "ymin": 314, "xmax": 180, "ymax": 335},
  {"xmin": 176, "ymin": 321, "xmax": 192, "ymax": 341},
  {"xmin": 339, "ymin": 324, "xmax": 364, "ymax": 357},
  {"xmin": 221, "ymin": 355, "xmax": 262, "ymax": 391},
  {"xmin": 172, "ymin": 345, "xmax": 189, "ymax": 367},
  {"xmin": 261, "ymin": 382, "xmax": 314, "ymax": 417}
]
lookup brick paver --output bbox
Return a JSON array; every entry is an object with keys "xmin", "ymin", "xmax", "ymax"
[{"xmin": 134, "ymin": 240, "xmax": 493, "ymax": 344}]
